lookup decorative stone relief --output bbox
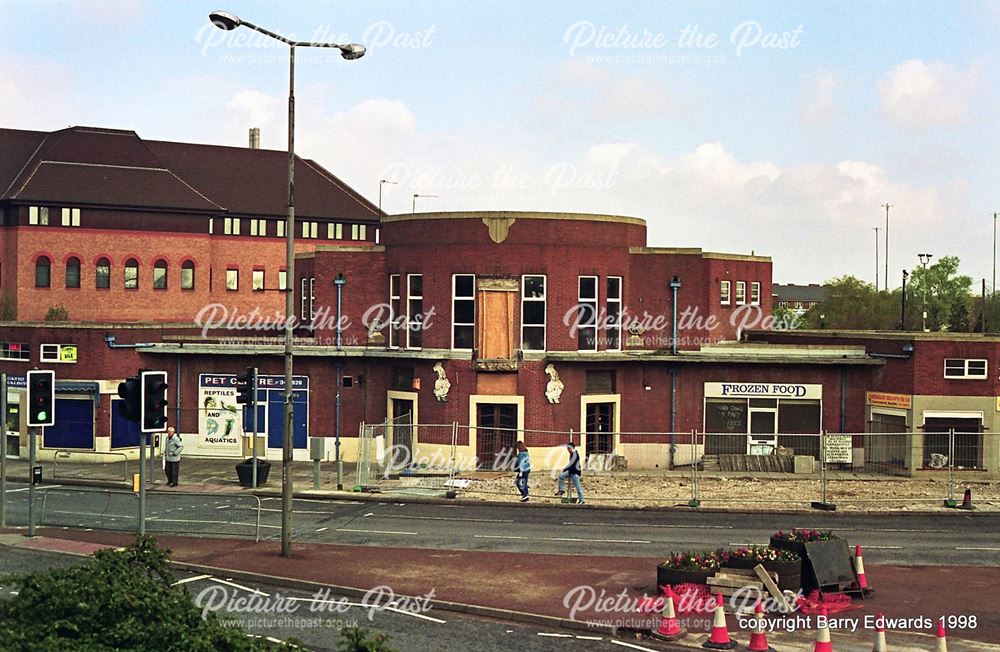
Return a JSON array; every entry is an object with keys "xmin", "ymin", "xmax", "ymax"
[
  {"xmin": 433, "ymin": 362, "xmax": 451, "ymax": 402},
  {"xmin": 544, "ymin": 363, "xmax": 564, "ymax": 404}
]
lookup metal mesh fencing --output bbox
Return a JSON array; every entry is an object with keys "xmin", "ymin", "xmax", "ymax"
[
  {"xmin": 52, "ymin": 450, "xmax": 130, "ymax": 484},
  {"xmin": 145, "ymin": 492, "xmax": 261, "ymax": 541},
  {"xmin": 39, "ymin": 487, "xmax": 139, "ymax": 531}
]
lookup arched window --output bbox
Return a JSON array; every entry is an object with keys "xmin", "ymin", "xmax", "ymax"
[
  {"xmin": 124, "ymin": 258, "xmax": 139, "ymax": 289},
  {"xmin": 35, "ymin": 256, "xmax": 51, "ymax": 288},
  {"xmin": 65, "ymin": 257, "xmax": 81, "ymax": 288},
  {"xmin": 153, "ymin": 259, "xmax": 168, "ymax": 289},
  {"xmin": 181, "ymin": 260, "xmax": 195, "ymax": 290},
  {"xmin": 96, "ymin": 257, "xmax": 110, "ymax": 289}
]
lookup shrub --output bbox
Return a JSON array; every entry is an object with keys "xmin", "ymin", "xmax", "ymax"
[
  {"xmin": 728, "ymin": 545, "xmax": 800, "ymax": 562},
  {"xmin": 337, "ymin": 626, "xmax": 397, "ymax": 652}
]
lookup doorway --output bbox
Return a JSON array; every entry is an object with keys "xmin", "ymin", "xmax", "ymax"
[
  {"xmin": 585, "ymin": 402, "xmax": 614, "ymax": 457},
  {"xmin": 390, "ymin": 398, "xmax": 415, "ymax": 468},
  {"xmin": 923, "ymin": 415, "xmax": 983, "ymax": 469},
  {"xmin": 748, "ymin": 408, "xmax": 777, "ymax": 454},
  {"xmin": 476, "ymin": 404, "xmax": 517, "ymax": 470}
]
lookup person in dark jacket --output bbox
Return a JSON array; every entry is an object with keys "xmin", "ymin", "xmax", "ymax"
[
  {"xmin": 163, "ymin": 427, "xmax": 183, "ymax": 487},
  {"xmin": 554, "ymin": 442, "xmax": 584, "ymax": 504},
  {"xmin": 514, "ymin": 441, "xmax": 531, "ymax": 502}
]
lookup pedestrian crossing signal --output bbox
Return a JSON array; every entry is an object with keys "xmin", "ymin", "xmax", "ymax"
[
  {"xmin": 27, "ymin": 370, "xmax": 55, "ymax": 427},
  {"xmin": 141, "ymin": 370, "xmax": 169, "ymax": 433}
]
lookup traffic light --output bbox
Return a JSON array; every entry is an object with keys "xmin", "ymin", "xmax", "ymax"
[
  {"xmin": 140, "ymin": 370, "xmax": 169, "ymax": 433},
  {"xmin": 26, "ymin": 369, "xmax": 55, "ymax": 427},
  {"xmin": 117, "ymin": 376, "xmax": 141, "ymax": 423},
  {"xmin": 235, "ymin": 367, "xmax": 257, "ymax": 405}
]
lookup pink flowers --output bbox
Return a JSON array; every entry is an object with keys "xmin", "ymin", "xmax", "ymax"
[{"xmin": 771, "ymin": 527, "xmax": 837, "ymax": 543}]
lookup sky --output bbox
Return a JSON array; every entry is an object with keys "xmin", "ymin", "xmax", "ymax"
[{"xmin": 2, "ymin": 0, "xmax": 999, "ymax": 285}]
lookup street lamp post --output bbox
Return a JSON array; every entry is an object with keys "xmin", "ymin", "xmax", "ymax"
[
  {"xmin": 873, "ymin": 226, "xmax": 880, "ymax": 289},
  {"xmin": 208, "ymin": 11, "xmax": 365, "ymax": 558},
  {"xmin": 412, "ymin": 193, "xmax": 438, "ymax": 213},
  {"xmin": 378, "ymin": 179, "xmax": 398, "ymax": 214},
  {"xmin": 918, "ymin": 253, "xmax": 933, "ymax": 332},
  {"xmin": 901, "ymin": 270, "xmax": 909, "ymax": 330},
  {"xmin": 882, "ymin": 203, "xmax": 892, "ymax": 291},
  {"xmin": 993, "ymin": 212, "xmax": 997, "ymax": 296},
  {"xmin": 334, "ymin": 273, "xmax": 346, "ymax": 491}
]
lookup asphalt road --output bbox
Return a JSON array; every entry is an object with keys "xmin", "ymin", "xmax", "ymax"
[
  {"xmin": 0, "ymin": 544, "xmax": 681, "ymax": 652},
  {"xmin": 2, "ymin": 483, "xmax": 998, "ymax": 566}
]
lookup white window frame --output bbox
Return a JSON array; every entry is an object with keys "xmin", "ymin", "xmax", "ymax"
[
  {"xmin": 578, "ymin": 275, "xmax": 599, "ymax": 352},
  {"xmin": 607, "ymin": 276, "xmax": 622, "ymax": 352},
  {"xmin": 40, "ymin": 344, "xmax": 77, "ymax": 364},
  {"xmin": 720, "ymin": 280, "xmax": 731, "ymax": 306},
  {"xmin": 276, "ymin": 221, "xmax": 285, "ymax": 238},
  {"xmin": 302, "ymin": 221, "xmax": 318, "ymax": 238},
  {"xmin": 252, "ymin": 269, "xmax": 265, "ymax": 291},
  {"xmin": 944, "ymin": 358, "xmax": 987, "ymax": 380},
  {"xmin": 389, "ymin": 274, "xmax": 401, "ymax": 349},
  {"xmin": 278, "ymin": 269, "xmax": 287, "ymax": 291},
  {"xmin": 451, "ymin": 274, "xmax": 476, "ymax": 351},
  {"xmin": 301, "ymin": 278, "xmax": 309, "ymax": 322},
  {"xmin": 406, "ymin": 273, "xmax": 423, "ymax": 350},
  {"xmin": 736, "ymin": 281, "xmax": 746, "ymax": 305},
  {"xmin": 310, "ymin": 278, "xmax": 316, "ymax": 321},
  {"xmin": 60, "ymin": 208, "xmax": 80, "ymax": 227},
  {"xmin": 520, "ymin": 275, "xmax": 547, "ymax": 352},
  {"xmin": 351, "ymin": 224, "xmax": 367, "ymax": 240},
  {"xmin": 250, "ymin": 218, "xmax": 267, "ymax": 237},
  {"xmin": 29, "ymin": 206, "xmax": 49, "ymax": 225},
  {"xmin": 226, "ymin": 268, "xmax": 239, "ymax": 291},
  {"xmin": 208, "ymin": 218, "xmax": 214, "ymax": 234},
  {"xmin": 0, "ymin": 342, "xmax": 31, "ymax": 362},
  {"xmin": 328, "ymin": 223, "xmax": 344, "ymax": 239},
  {"xmin": 224, "ymin": 217, "xmax": 241, "ymax": 235},
  {"xmin": 750, "ymin": 281, "xmax": 760, "ymax": 305}
]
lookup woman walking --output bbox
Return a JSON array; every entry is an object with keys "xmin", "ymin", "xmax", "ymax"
[{"xmin": 514, "ymin": 441, "xmax": 531, "ymax": 502}]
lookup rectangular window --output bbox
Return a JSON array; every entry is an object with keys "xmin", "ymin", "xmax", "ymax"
[
  {"xmin": 300, "ymin": 278, "xmax": 316, "ymax": 324},
  {"xmin": 944, "ymin": 358, "xmax": 988, "ymax": 379},
  {"xmin": 607, "ymin": 276, "xmax": 622, "ymax": 351},
  {"xmin": 521, "ymin": 275, "xmax": 546, "ymax": 351},
  {"xmin": 208, "ymin": 218, "xmax": 214, "ymax": 234},
  {"xmin": 328, "ymin": 223, "xmax": 344, "ymax": 239},
  {"xmin": 310, "ymin": 278, "xmax": 315, "ymax": 320},
  {"xmin": 720, "ymin": 280, "xmax": 731, "ymax": 306},
  {"xmin": 226, "ymin": 268, "xmax": 238, "ymax": 291},
  {"xmin": 452, "ymin": 274, "xmax": 475, "ymax": 350},
  {"xmin": 301, "ymin": 221, "xmax": 318, "ymax": 238},
  {"xmin": 29, "ymin": 206, "xmax": 49, "ymax": 225},
  {"xmin": 351, "ymin": 224, "xmax": 367, "ymax": 240},
  {"xmin": 578, "ymin": 276, "xmax": 598, "ymax": 351},
  {"xmin": 278, "ymin": 270, "xmax": 287, "ymax": 291},
  {"xmin": 0, "ymin": 342, "xmax": 30, "ymax": 362},
  {"xmin": 407, "ymin": 274, "xmax": 423, "ymax": 349},
  {"xmin": 389, "ymin": 274, "xmax": 401, "ymax": 349},
  {"xmin": 252, "ymin": 269, "xmax": 265, "ymax": 291},
  {"xmin": 40, "ymin": 344, "xmax": 77, "ymax": 364},
  {"xmin": 224, "ymin": 217, "xmax": 240, "ymax": 235},
  {"xmin": 300, "ymin": 278, "xmax": 308, "ymax": 321},
  {"xmin": 61, "ymin": 208, "xmax": 81, "ymax": 226},
  {"xmin": 750, "ymin": 281, "xmax": 761, "ymax": 305},
  {"xmin": 276, "ymin": 221, "xmax": 285, "ymax": 238},
  {"xmin": 249, "ymin": 219, "xmax": 267, "ymax": 236},
  {"xmin": 736, "ymin": 281, "xmax": 746, "ymax": 305}
]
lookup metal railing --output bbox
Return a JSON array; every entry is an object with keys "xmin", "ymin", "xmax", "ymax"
[{"xmin": 53, "ymin": 450, "xmax": 130, "ymax": 484}]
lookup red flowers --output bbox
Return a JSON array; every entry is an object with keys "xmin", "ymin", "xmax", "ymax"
[{"xmin": 771, "ymin": 527, "xmax": 836, "ymax": 543}]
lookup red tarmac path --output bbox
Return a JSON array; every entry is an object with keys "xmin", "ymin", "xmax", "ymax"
[{"xmin": 4, "ymin": 528, "xmax": 999, "ymax": 647}]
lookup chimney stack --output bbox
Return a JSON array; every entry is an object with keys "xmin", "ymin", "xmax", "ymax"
[{"xmin": 248, "ymin": 127, "xmax": 260, "ymax": 149}]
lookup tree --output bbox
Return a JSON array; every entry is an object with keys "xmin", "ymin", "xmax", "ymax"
[
  {"xmin": 906, "ymin": 256, "xmax": 972, "ymax": 331},
  {"xmin": 802, "ymin": 276, "xmax": 899, "ymax": 330}
]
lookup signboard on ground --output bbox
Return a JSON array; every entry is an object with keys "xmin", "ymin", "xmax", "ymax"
[{"xmin": 824, "ymin": 434, "xmax": 853, "ymax": 463}]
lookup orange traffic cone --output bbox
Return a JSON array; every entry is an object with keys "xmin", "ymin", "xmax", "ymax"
[
  {"xmin": 854, "ymin": 545, "xmax": 870, "ymax": 591},
  {"xmin": 703, "ymin": 591, "xmax": 738, "ymax": 650},
  {"xmin": 936, "ymin": 619, "xmax": 948, "ymax": 651},
  {"xmin": 652, "ymin": 584, "xmax": 687, "ymax": 642},
  {"xmin": 813, "ymin": 606, "xmax": 833, "ymax": 652},
  {"xmin": 872, "ymin": 612, "xmax": 887, "ymax": 652},
  {"xmin": 958, "ymin": 487, "xmax": 975, "ymax": 510},
  {"xmin": 745, "ymin": 600, "xmax": 775, "ymax": 652}
]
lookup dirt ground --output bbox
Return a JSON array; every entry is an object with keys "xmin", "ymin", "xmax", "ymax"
[{"xmin": 456, "ymin": 473, "xmax": 1000, "ymax": 511}]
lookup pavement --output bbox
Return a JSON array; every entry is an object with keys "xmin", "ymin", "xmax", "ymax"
[{"xmin": 1, "ymin": 527, "xmax": 998, "ymax": 650}]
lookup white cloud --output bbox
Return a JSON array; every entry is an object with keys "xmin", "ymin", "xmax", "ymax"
[
  {"xmin": 591, "ymin": 75, "xmax": 679, "ymax": 122},
  {"xmin": 800, "ymin": 71, "xmax": 840, "ymax": 127},
  {"xmin": 878, "ymin": 59, "xmax": 980, "ymax": 129}
]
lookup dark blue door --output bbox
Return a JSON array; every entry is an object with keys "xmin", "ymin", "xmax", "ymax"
[
  {"xmin": 43, "ymin": 399, "xmax": 94, "ymax": 449},
  {"xmin": 110, "ymin": 399, "xmax": 141, "ymax": 448},
  {"xmin": 266, "ymin": 390, "xmax": 307, "ymax": 449}
]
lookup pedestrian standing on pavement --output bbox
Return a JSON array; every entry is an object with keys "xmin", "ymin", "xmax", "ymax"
[
  {"xmin": 164, "ymin": 427, "xmax": 183, "ymax": 487},
  {"xmin": 514, "ymin": 441, "xmax": 531, "ymax": 502},
  {"xmin": 555, "ymin": 442, "xmax": 584, "ymax": 504}
]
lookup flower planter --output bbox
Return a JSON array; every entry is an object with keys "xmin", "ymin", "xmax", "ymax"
[
  {"xmin": 656, "ymin": 564, "xmax": 714, "ymax": 589},
  {"xmin": 769, "ymin": 536, "xmax": 807, "ymax": 557},
  {"xmin": 723, "ymin": 557, "xmax": 802, "ymax": 592},
  {"xmin": 769, "ymin": 536, "xmax": 844, "ymax": 593}
]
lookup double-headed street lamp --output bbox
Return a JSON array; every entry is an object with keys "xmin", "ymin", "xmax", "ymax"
[
  {"xmin": 918, "ymin": 253, "xmax": 933, "ymax": 332},
  {"xmin": 208, "ymin": 11, "xmax": 365, "ymax": 558}
]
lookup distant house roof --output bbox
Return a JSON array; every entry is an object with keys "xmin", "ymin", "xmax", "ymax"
[
  {"xmin": 0, "ymin": 126, "xmax": 381, "ymax": 220},
  {"xmin": 772, "ymin": 283, "xmax": 827, "ymax": 303}
]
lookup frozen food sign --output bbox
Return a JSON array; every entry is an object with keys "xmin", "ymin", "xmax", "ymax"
[{"xmin": 705, "ymin": 382, "xmax": 822, "ymax": 400}]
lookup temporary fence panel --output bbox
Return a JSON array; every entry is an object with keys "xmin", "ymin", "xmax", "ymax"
[{"xmin": 53, "ymin": 450, "xmax": 129, "ymax": 484}]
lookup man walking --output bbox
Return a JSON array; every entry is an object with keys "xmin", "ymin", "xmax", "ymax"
[
  {"xmin": 554, "ymin": 442, "xmax": 584, "ymax": 504},
  {"xmin": 514, "ymin": 441, "xmax": 531, "ymax": 502},
  {"xmin": 164, "ymin": 427, "xmax": 183, "ymax": 487}
]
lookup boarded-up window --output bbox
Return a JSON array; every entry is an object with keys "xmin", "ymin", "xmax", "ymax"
[
  {"xmin": 585, "ymin": 370, "xmax": 615, "ymax": 394},
  {"xmin": 476, "ymin": 279, "xmax": 517, "ymax": 359}
]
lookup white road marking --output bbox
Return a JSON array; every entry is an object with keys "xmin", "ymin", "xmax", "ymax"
[
  {"xmin": 611, "ymin": 639, "xmax": 659, "ymax": 651},
  {"xmin": 316, "ymin": 527, "xmax": 328, "ymax": 533},
  {"xmin": 383, "ymin": 605, "xmax": 446, "ymax": 623},
  {"xmin": 862, "ymin": 546, "xmax": 903, "ymax": 550},
  {"xmin": 172, "ymin": 574, "xmax": 212, "ymax": 586},
  {"xmin": 562, "ymin": 521, "xmax": 731, "ymax": 529},
  {"xmin": 729, "ymin": 543, "xmax": 768, "ymax": 547},
  {"xmin": 476, "ymin": 535, "xmax": 649, "ymax": 544},
  {"xmin": 211, "ymin": 578, "xmax": 270, "ymax": 596},
  {"xmin": 376, "ymin": 514, "xmax": 515, "ymax": 524},
  {"xmin": 538, "ymin": 632, "xmax": 572, "ymax": 638},
  {"xmin": 956, "ymin": 547, "xmax": 1000, "ymax": 551},
  {"xmin": 337, "ymin": 528, "xmax": 418, "ymax": 536},
  {"xmin": 216, "ymin": 505, "xmax": 229, "ymax": 510},
  {"xmin": 364, "ymin": 512, "xmax": 375, "ymax": 517},
  {"xmin": 575, "ymin": 635, "xmax": 603, "ymax": 640}
]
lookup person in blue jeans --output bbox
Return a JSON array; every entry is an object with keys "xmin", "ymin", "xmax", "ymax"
[
  {"xmin": 514, "ymin": 441, "xmax": 531, "ymax": 502},
  {"xmin": 555, "ymin": 442, "xmax": 584, "ymax": 504}
]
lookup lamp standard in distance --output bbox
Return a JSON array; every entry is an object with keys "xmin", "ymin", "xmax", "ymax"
[{"xmin": 918, "ymin": 252, "xmax": 933, "ymax": 332}]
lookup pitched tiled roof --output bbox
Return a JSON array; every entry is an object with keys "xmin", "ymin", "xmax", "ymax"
[{"xmin": 0, "ymin": 126, "xmax": 381, "ymax": 220}]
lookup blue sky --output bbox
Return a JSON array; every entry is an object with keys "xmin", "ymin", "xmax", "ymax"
[{"xmin": 3, "ymin": 0, "xmax": 999, "ymax": 284}]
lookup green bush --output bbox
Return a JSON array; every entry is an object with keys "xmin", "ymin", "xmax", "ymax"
[
  {"xmin": 44, "ymin": 304, "xmax": 70, "ymax": 321},
  {"xmin": 337, "ymin": 626, "xmax": 397, "ymax": 652},
  {"xmin": 0, "ymin": 536, "xmax": 296, "ymax": 652}
]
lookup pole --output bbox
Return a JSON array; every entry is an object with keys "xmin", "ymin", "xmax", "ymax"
[
  {"xmin": 138, "ymin": 430, "xmax": 146, "ymax": 536},
  {"xmin": 335, "ymin": 278, "xmax": 344, "ymax": 491},
  {"xmin": 993, "ymin": 212, "xmax": 997, "ymax": 296},
  {"xmin": 901, "ymin": 270, "xmax": 908, "ymax": 330},
  {"xmin": 28, "ymin": 426, "xmax": 36, "ymax": 536},
  {"xmin": 671, "ymin": 283, "xmax": 679, "ymax": 355},
  {"xmin": 0, "ymin": 372, "xmax": 7, "ymax": 528},
  {"xmin": 281, "ymin": 43, "xmax": 296, "ymax": 558},
  {"xmin": 873, "ymin": 226, "xmax": 879, "ymax": 289},
  {"xmin": 251, "ymin": 369, "xmax": 258, "ymax": 489},
  {"xmin": 882, "ymin": 204, "xmax": 892, "ymax": 291}
]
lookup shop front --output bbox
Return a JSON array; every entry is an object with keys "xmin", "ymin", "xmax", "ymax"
[{"xmin": 703, "ymin": 382, "xmax": 823, "ymax": 458}]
